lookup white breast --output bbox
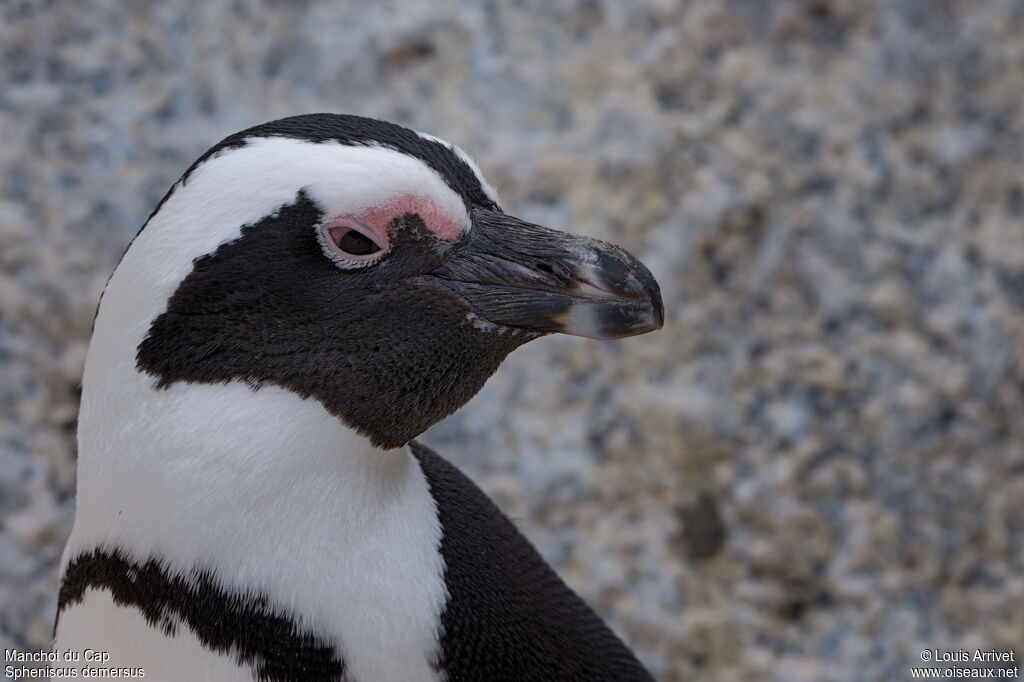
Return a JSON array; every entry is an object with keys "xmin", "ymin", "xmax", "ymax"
[{"xmin": 58, "ymin": 382, "xmax": 449, "ymax": 682}]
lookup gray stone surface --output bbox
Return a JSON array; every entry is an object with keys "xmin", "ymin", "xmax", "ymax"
[{"xmin": 3, "ymin": 1, "xmax": 1024, "ymax": 680}]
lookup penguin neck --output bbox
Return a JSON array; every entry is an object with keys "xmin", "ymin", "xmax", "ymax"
[
  {"xmin": 67, "ymin": 368, "xmax": 450, "ymax": 673},
  {"xmin": 69, "ymin": 374, "xmax": 419, "ymax": 578}
]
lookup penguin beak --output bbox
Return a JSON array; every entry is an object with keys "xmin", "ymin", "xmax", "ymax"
[{"xmin": 424, "ymin": 208, "xmax": 664, "ymax": 340}]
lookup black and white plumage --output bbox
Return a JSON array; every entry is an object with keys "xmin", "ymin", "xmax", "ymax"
[{"xmin": 54, "ymin": 114, "xmax": 664, "ymax": 681}]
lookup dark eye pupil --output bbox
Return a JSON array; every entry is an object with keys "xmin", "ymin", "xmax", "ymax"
[{"xmin": 336, "ymin": 229, "xmax": 380, "ymax": 256}]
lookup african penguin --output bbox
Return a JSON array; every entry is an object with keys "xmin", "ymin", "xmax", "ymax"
[{"xmin": 54, "ymin": 114, "xmax": 664, "ymax": 681}]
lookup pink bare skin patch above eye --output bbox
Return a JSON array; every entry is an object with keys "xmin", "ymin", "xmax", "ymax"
[
  {"xmin": 360, "ymin": 194, "xmax": 465, "ymax": 242},
  {"xmin": 320, "ymin": 194, "xmax": 467, "ymax": 269}
]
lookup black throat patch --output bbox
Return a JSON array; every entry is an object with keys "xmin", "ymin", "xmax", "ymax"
[
  {"xmin": 57, "ymin": 550, "xmax": 346, "ymax": 682},
  {"xmin": 136, "ymin": 192, "xmax": 528, "ymax": 448}
]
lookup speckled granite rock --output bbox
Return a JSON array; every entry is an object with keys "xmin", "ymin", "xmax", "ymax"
[{"xmin": 2, "ymin": 1, "xmax": 1023, "ymax": 680}]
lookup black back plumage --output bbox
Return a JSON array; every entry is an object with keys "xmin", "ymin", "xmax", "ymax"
[{"xmin": 411, "ymin": 442, "xmax": 654, "ymax": 682}]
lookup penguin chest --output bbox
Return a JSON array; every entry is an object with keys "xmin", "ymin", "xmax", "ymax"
[{"xmin": 55, "ymin": 443, "xmax": 449, "ymax": 682}]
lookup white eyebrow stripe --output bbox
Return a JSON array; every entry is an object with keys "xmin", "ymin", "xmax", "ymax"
[
  {"xmin": 415, "ymin": 131, "xmax": 502, "ymax": 210},
  {"xmin": 194, "ymin": 136, "xmax": 471, "ymax": 235}
]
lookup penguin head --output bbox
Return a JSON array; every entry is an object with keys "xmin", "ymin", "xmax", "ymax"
[{"xmin": 112, "ymin": 114, "xmax": 662, "ymax": 449}]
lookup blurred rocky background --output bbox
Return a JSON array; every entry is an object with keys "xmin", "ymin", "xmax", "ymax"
[{"xmin": 2, "ymin": 1, "xmax": 1023, "ymax": 680}]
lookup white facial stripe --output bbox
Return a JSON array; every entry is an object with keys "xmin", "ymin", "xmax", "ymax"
[
  {"xmin": 194, "ymin": 136, "xmax": 471, "ymax": 235},
  {"xmin": 415, "ymin": 130, "xmax": 502, "ymax": 209}
]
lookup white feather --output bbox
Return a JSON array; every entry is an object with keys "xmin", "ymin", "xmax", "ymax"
[{"xmin": 415, "ymin": 130, "xmax": 502, "ymax": 209}]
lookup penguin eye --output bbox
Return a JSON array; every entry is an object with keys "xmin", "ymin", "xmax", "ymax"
[
  {"xmin": 335, "ymin": 229, "xmax": 380, "ymax": 256},
  {"xmin": 319, "ymin": 218, "xmax": 389, "ymax": 268}
]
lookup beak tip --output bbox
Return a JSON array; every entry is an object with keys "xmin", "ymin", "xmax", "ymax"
[
  {"xmin": 653, "ymin": 291, "xmax": 666, "ymax": 330},
  {"xmin": 554, "ymin": 297, "xmax": 664, "ymax": 340},
  {"xmin": 555, "ymin": 246, "xmax": 665, "ymax": 340}
]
